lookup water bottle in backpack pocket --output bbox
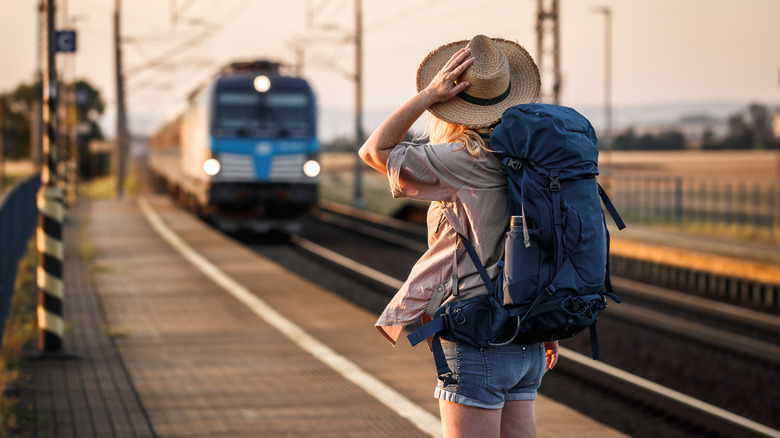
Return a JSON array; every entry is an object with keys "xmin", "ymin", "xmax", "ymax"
[{"xmin": 502, "ymin": 215, "xmax": 540, "ymax": 306}]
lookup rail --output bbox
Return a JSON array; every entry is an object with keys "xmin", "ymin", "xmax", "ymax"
[
  {"xmin": 0, "ymin": 173, "xmax": 41, "ymax": 343},
  {"xmin": 558, "ymin": 347, "xmax": 780, "ymax": 438}
]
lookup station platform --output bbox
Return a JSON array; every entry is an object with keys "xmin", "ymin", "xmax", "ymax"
[{"xmin": 18, "ymin": 195, "xmax": 627, "ymax": 437}]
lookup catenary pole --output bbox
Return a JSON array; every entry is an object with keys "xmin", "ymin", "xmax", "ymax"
[
  {"xmin": 599, "ymin": 7, "xmax": 612, "ymax": 152},
  {"xmin": 34, "ymin": 2, "xmax": 45, "ymax": 163},
  {"xmin": 593, "ymin": 6, "xmax": 613, "ymax": 189},
  {"xmin": 114, "ymin": 0, "xmax": 128, "ymax": 198},
  {"xmin": 37, "ymin": 0, "xmax": 66, "ymax": 353},
  {"xmin": 60, "ymin": 0, "xmax": 79, "ymax": 206},
  {"xmin": 352, "ymin": 0, "xmax": 365, "ymax": 209},
  {"xmin": 66, "ymin": 16, "xmax": 82, "ymax": 206},
  {"xmin": 536, "ymin": 0, "xmax": 561, "ymax": 104}
]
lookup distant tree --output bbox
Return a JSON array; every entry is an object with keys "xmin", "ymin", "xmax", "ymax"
[
  {"xmin": 721, "ymin": 113, "xmax": 752, "ymax": 149},
  {"xmin": 708, "ymin": 103, "xmax": 773, "ymax": 150},
  {"xmin": 612, "ymin": 127, "xmax": 686, "ymax": 151},
  {"xmin": 700, "ymin": 128, "xmax": 720, "ymax": 150},
  {"xmin": 747, "ymin": 103, "xmax": 772, "ymax": 149},
  {"xmin": 611, "ymin": 103, "xmax": 773, "ymax": 151},
  {"xmin": 0, "ymin": 79, "xmax": 105, "ymax": 169},
  {"xmin": 612, "ymin": 127, "xmax": 638, "ymax": 150},
  {"xmin": 1, "ymin": 82, "xmax": 38, "ymax": 159},
  {"xmin": 653, "ymin": 131, "xmax": 686, "ymax": 150}
]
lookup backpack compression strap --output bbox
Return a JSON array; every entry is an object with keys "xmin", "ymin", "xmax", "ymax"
[
  {"xmin": 550, "ymin": 169, "xmax": 564, "ymax": 271},
  {"xmin": 591, "ymin": 183, "xmax": 626, "ymax": 360},
  {"xmin": 598, "ymin": 183, "xmax": 626, "ymax": 230},
  {"xmin": 597, "ymin": 182, "xmax": 625, "ymax": 300},
  {"xmin": 406, "ymin": 314, "xmax": 457, "ymax": 385}
]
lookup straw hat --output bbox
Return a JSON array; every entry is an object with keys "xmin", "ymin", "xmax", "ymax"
[{"xmin": 416, "ymin": 35, "xmax": 540, "ymax": 129}]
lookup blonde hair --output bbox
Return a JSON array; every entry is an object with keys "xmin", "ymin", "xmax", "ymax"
[{"xmin": 422, "ymin": 116, "xmax": 493, "ymax": 158}]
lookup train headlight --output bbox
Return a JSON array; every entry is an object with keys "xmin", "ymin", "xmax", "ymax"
[
  {"xmin": 203, "ymin": 158, "xmax": 221, "ymax": 176},
  {"xmin": 254, "ymin": 75, "xmax": 271, "ymax": 93},
  {"xmin": 303, "ymin": 160, "xmax": 321, "ymax": 178}
]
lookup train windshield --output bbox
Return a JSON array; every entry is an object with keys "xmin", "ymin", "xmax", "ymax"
[{"xmin": 214, "ymin": 89, "xmax": 312, "ymax": 136}]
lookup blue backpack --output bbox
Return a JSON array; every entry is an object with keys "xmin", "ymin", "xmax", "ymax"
[{"xmin": 408, "ymin": 104, "xmax": 626, "ymax": 385}]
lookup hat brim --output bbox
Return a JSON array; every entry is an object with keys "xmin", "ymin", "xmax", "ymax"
[{"xmin": 416, "ymin": 38, "xmax": 540, "ymax": 129}]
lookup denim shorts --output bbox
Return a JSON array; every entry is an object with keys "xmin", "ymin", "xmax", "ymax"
[{"xmin": 433, "ymin": 339, "xmax": 546, "ymax": 409}]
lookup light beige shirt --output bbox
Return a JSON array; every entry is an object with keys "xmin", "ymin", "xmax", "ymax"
[{"xmin": 376, "ymin": 141, "xmax": 509, "ymax": 345}]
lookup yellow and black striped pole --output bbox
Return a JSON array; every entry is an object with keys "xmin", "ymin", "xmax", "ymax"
[
  {"xmin": 37, "ymin": 0, "xmax": 66, "ymax": 353},
  {"xmin": 37, "ymin": 186, "xmax": 65, "ymax": 351}
]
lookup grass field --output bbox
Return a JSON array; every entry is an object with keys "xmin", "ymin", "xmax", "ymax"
[{"xmin": 602, "ymin": 149, "xmax": 779, "ymax": 182}]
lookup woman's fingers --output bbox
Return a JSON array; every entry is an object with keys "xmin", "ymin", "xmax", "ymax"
[
  {"xmin": 451, "ymin": 80, "xmax": 471, "ymax": 94},
  {"xmin": 443, "ymin": 48, "xmax": 472, "ymax": 76},
  {"xmin": 422, "ymin": 47, "xmax": 474, "ymax": 103},
  {"xmin": 437, "ymin": 50, "xmax": 474, "ymax": 89},
  {"xmin": 443, "ymin": 48, "xmax": 469, "ymax": 70},
  {"xmin": 451, "ymin": 55, "xmax": 474, "ymax": 78}
]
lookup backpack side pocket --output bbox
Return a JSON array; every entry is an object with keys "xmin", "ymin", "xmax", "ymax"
[{"xmin": 503, "ymin": 226, "xmax": 541, "ymax": 306}]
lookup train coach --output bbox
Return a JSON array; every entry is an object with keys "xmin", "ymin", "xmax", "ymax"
[{"xmin": 148, "ymin": 60, "xmax": 321, "ymax": 234}]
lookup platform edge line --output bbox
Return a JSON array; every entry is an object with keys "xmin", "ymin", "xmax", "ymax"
[{"xmin": 137, "ymin": 197, "xmax": 442, "ymax": 437}]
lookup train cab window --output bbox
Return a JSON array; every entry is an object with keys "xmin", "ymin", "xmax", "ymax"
[{"xmin": 215, "ymin": 90, "xmax": 312, "ymax": 136}]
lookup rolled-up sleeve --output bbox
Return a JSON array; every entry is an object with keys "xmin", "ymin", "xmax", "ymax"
[{"xmin": 387, "ymin": 142, "xmax": 475, "ymax": 202}]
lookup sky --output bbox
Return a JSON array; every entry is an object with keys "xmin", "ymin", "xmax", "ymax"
[{"xmin": 1, "ymin": 0, "xmax": 779, "ymax": 140}]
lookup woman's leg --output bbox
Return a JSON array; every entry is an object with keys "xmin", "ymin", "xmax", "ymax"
[
  {"xmin": 440, "ymin": 399, "xmax": 502, "ymax": 438},
  {"xmin": 500, "ymin": 400, "xmax": 536, "ymax": 438}
]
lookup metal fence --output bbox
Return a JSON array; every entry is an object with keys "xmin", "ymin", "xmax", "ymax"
[
  {"xmin": 0, "ymin": 173, "xmax": 41, "ymax": 343},
  {"xmin": 603, "ymin": 173, "xmax": 780, "ymax": 236}
]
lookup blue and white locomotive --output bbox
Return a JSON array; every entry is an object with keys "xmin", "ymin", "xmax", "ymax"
[{"xmin": 149, "ymin": 60, "xmax": 320, "ymax": 234}]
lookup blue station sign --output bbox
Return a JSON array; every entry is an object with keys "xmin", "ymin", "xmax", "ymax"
[{"xmin": 55, "ymin": 30, "xmax": 77, "ymax": 53}]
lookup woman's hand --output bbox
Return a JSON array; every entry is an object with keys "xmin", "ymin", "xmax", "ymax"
[
  {"xmin": 421, "ymin": 48, "xmax": 475, "ymax": 104},
  {"xmin": 358, "ymin": 48, "xmax": 474, "ymax": 174},
  {"xmin": 544, "ymin": 341, "xmax": 559, "ymax": 372}
]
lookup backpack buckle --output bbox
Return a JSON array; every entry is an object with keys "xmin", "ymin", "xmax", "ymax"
[
  {"xmin": 438, "ymin": 372, "xmax": 458, "ymax": 387},
  {"xmin": 549, "ymin": 175, "xmax": 561, "ymax": 191},
  {"xmin": 503, "ymin": 157, "xmax": 522, "ymax": 171}
]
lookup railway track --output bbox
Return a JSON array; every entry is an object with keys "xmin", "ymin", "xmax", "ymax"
[{"xmin": 245, "ymin": 201, "xmax": 780, "ymax": 437}]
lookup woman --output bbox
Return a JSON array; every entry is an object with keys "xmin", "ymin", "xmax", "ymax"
[{"xmin": 359, "ymin": 35, "xmax": 559, "ymax": 438}]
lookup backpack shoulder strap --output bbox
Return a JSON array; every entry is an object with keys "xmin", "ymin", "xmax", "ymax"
[{"xmin": 457, "ymin": 233, "xmax": 495, "ymax": 293}]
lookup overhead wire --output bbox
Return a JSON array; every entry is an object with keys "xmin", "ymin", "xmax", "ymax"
[
  {"xmin": 123, "ymin": 0, "xmax": 253, "ymax": 117},
  {"xmin": 124, "ymin": 0, "xmax": 251, "ymax": 79}
]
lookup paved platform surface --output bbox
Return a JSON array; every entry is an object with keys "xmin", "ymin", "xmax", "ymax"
[
  {"xmin": 17, "ymin": 195, "xmax": 627, "ymax": 437},
  {"xmin": 19, "ymin": 200, "xmax": 156, "ymax": 438}
]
